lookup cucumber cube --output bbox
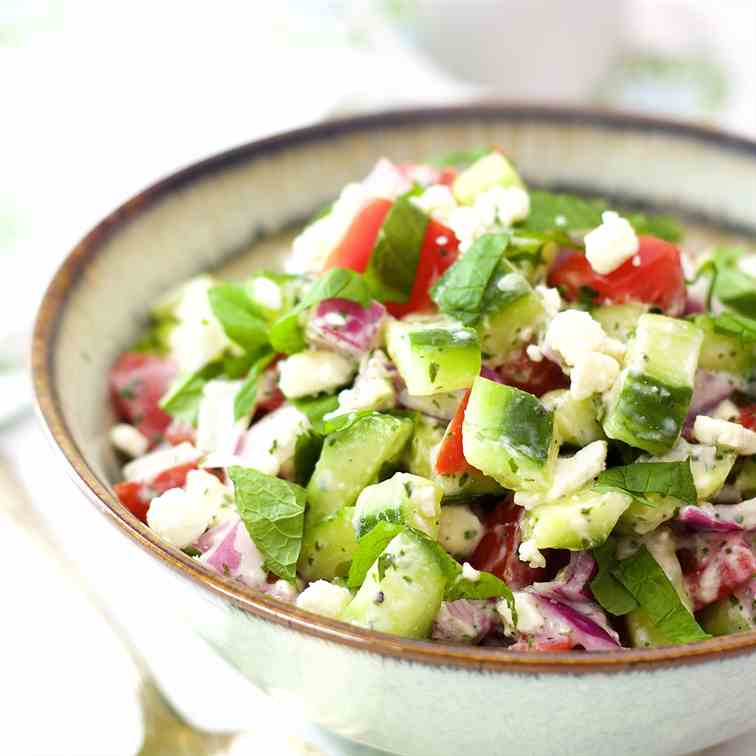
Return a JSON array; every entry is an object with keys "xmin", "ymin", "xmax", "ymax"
[
  {"xmin": 693, "ymin": 315, "xmax": 754, "ymax": 375},
  {"xmin": 340, "ymin": 530, "xmax": 447, "ymax": 639},
  {"xmin": 386, "ymin": 319, "xmax": 481, "ymax": 396},
  {"xmin": 299, "ymin": 506, "xmax": 358, "ymax": 582},
  {"xmin": 453, "ymin": 152, "xmax": 524, "ymax": 205},
  {"xmin": 591, "ymin": 302, "xmax": 647, "ymax": 342},
  {"xmin": 699, "ymin": 589, "xmax": 756, "ymax": 636},
  {"xmin": 541, "ymin": 389, "xmax": 604, "ymax": 447},
  {"xmin": 353, "ymin": 473, "xmax": 443, "ymax": 539},
  {"xmin": 616, "ymin": 494, "xmax": 679, "ymax": 536},
  {"xmin": 462, "ymin": 377, "xmax": 557, "ymax": 491}
]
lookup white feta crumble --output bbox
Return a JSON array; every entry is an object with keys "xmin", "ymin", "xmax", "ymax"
[
  {"xmin": 146, "ymin": 469, "xmax": 225, "ymax": 548},
  {"xmin": 549, "ymin": 441, "xmax": 608, "ymax": 499},
  {"xmin": 240, "ymin": 404, "xmax": 311, "ymax": 477},
  {"xmin": 438, "ymin": 505, "xmax": 483, "ymax": 558},
  {"xmin": 535, "ymin": 285, "xmax": 562, "ymax": 319},
  {"xmin": 481, "ymin": 185, "xmax": 530, "ymax": 226},
  {"xmin": 250, "ymin": 277, "xmax": 283, "ymax": 311},
  {"xmin": 526, "ymin": 344, "xmax": 544, "ymax": 362},
  {"xmin": 196, "ymin": 379, "xmax": 245, "ymax": 454},
  {"xmin": 569, "ymin": 351, "xmax": 620, "ymax": 400},
  {"xmin": 109, "ymin": 423, "xmax": 149, "ymax": 458},
  {"xmin": 278, "ymin": 350, "xmax": 355, "ymax": 399},
  {"xmin": 711, "ymin": 399, "xmax": 740, "ymax": 422},
  {"xmin": 544, "ymin": 309, "xmax": 625, "ymax": 367},
  {"xmin": 518, "ymin": 538, "xmax": 546, "ymax": 569},
  {"xmin": 584, "ymin": 211, "xmax": 639, "ymax": 275},
  {"xmin": 411, "ymin": 184, "xmax": 458, "ymax": 223},
  {"xmin": 447, "ymin": 205, "xmax": 485, "ymax": 248},
  {"xmin": 361, "ymin": 158, "xmax": 412, "ymax": 199},
  {"xmin": 694, "ymin": 416, "xmax": 756, "ymax": 455},
  {"xmin": 296, "ymin": 580, "xmax": 352, "ymax": 619},
  {"xmin": 123, "ymin": 442, "xmax": 201, "ymax": 483},
  {"xmin": 326, "ymin": 350, "xmax": 396, "ymax": 418},
  {"xmin": 497, "ymin": 592, "xmax": 545, "ymax": 636},
  {"xmin": 267, "ymin": 579, "xmax": 299, "ymax": 604},
  {"xmin": 461, "ymin": 562, "xmax": 481, "ymax": 582}
]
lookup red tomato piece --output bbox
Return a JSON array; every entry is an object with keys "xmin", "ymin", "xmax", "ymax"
[
  {"xmin": 547, "ymin": 235, "xmax": 686, "ymax": 315},
  {"xmin": 110, "ymin": 353, "xmax": 177, "ymax": 444},
  {"xmin": 435, "ymin": 390, "xmax": 472, "ymax": 475},
  {"xmin": 469, "ymin": 497, "xmax": 547, "ymax": 589},
  {"xmin": 324, "ymin": 199, "xmax": 392, "ymax": 273},
  {"xmin": 114, "ymin": 481, "xmax": 150, "ymax": 522},
  {"xmin": 738, "ymin": 405, "xmax": 756, "ymax": 430},
  {"xmin": 438, "ymin": 167, "xmax": 457, "ymax": 187},
  {"xmin": 496, "ymin": 349, "xmax": 569, "ymax": 397},
  {"xmin": 114, "ymin": 461, "xmax": 198, "ymax": 523}
]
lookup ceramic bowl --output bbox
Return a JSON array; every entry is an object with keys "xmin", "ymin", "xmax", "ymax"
[{"xmin": 33, "ymin": 105, "xmax": 756, "ymax": 756}]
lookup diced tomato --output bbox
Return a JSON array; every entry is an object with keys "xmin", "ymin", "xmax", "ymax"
[
  {"xmin": 324, "ymin": 199, "xmax": 392, "ymax": 273},
  {"xmin": 438, "ymin": 167, "xmax": 457, "ymax": 187},
  {"xmin": 496, "ymin": 349, "xmax": 569, "ymax": 397},
  {"xmin": 435, "ymin": 390, "xmax": 471, "ymax": 475},
  {"xmin": 547, "ymin": 235, "xmax": 686, "ymax": 315},
  {"xmin": 110, "ymin": 353, "xmax": 177, "ymax": 444},
  {"xmin": 738, "ymin": 405, "xmax": 756, "ymax": 430},
  {"xmin": 387, "ymin": 218, "xmax": 460, "ymax": 317},
  {"xmin": 114, "ymin": 461, "xmax": 198, "ymax": 523},
  {"xmin": 470, "ymin": 497, "xmax": 547, "ymax": 589},
  {"xmin": 678, "ymin": 532, "xmax": 756, "ymax": 610},
  {"xmin": 164, "ymin": 419, "xmax": 196, "ymax": 446}
]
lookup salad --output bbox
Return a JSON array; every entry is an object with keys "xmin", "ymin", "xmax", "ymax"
[{"xmin": 108, "ymin": 149, "xmax": 756, "ymax": 651}]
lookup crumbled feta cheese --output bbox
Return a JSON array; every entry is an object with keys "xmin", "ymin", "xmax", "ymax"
[
  {"xmin": 584, "ymin": 211, "xmax": 639, "ymax": 275},
  {"xmin": 327, "ymin": 350, "xmax": 396, "ymax": 417},
  {"xmin": 711, "ymin": 399, "xmax": 740, "ymax": 422},
  {"xmin": 296, "ymin": 580, "xmax": 352, "ymax": 619},
  {"xmin": 535, "ymin": 285, "xmax": 562, "ymax": 319},
  {"xmin": 438, "ymin": 505, "xmax": 483, "ymax": 558},
  {"xmin": 411, "ymin": 480, "xmax": 440, "ymax": 518},
  {"xmin": 462, "ymin": 562, "xmax": 481, "ymax": 582},
  {"xmin": 526, "ymin": 344, "xmax": 543, "ymax": 363},
  {"xmin": 549, "ymin": 441, "xmax": 608, "ymax": 499},
  {"xmin": 483, "ymin": 185, "xmax": 530, "ymax": 226},
  {"xmin": 497, "ymin": 592, "xmax": 545, "ymax": 636},
  {"xmin": 278, "ymin": 350, "xmax": 355, "ymax": 399},
  {"xmin": 250, "ymin": 277, "xmax": 283, "ymax": 311},
  {"xmin": 267, "ymin": 579, "xmax": 299, "ymax": 604},
  {"xmin": 109, "ymin": 423, "xmax": 149, "ymax": 458},
  {"xmin": 694, "ymin": 416, "xmax": 756, "ymax": 455},
  {"xmin": 411, "ymin": 184, "xmax": 458, "ymax": 223},
  {"xmin": 570, "ymin": 352, "xmax": 620, "ymax": 400},
  {"xmin": 123, "ymin": 442, "xmax": 201, "ymax": 483},
  {"xmin": 146, "ymin": 469, "xmax": 225, "ymax": 548},
  {"xmin": 447, "ymin": 205, "xmax": 485, "ymax": 247},
  {"xmin": 196, "ymin": 379, "xmax": 245, "ymax": 454},
  {"xmin": 544, "ymin": 309, "xmax": 624, "ymax": 367},
  {"xmin": 240, "ymin": 404, "xmax": 311, "ymax": 476},
  {"xmin": 361, "ymin": 158, "xmax": 412, "ymax": 200},
  {"xmin": 518, "ymin": 538, "xmax": 546, "ymax": 569}
]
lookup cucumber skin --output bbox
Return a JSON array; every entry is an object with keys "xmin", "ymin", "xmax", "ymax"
[
  {"xmin": 591, "ymin": 303, "xmax": 647, "ymax": 342},
  {"xmin": 298, "ymin": 507, "xmax": 358, "ymax": 582},
  {"xmin": 306, "ymin": 414, "xmax": 414, "ymax": 527},
  {"xmin": 615, "ymin": 494, "xmax": 679, "ymax": 536},
  {"xmin": 626, "ymin": 607, "xmax": 674, "ymax": 648},
  {"xmin": 699, "ymin": 594, "xmax": 756, "ymax": 636},
  {"xmin": 542, "ymin": 389, "xmax": 604, "ymax": 447},
  {"xmin": 340, "ymin": 531, "xmax": 447, "ymax": 639},
  {"xmin": 694, "ymin": 315, "xmax": 752, "ymax": 375}
]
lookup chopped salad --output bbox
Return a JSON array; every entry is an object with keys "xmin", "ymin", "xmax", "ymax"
[{"xmin": 109, "ymin": 150, "xmax": 756, "ymax": 651}]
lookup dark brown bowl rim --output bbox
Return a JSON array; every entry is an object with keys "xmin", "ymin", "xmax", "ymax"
[{"xmin": 32, "ymin": 103, "xmax": 756, "ymax": 674}]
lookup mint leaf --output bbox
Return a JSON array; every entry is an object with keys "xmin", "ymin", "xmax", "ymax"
[
  {"xmin": 292, "ymin": 432, "xmax": 324, "ymax": 486},
  {"xmin": 430, "ymin": 147, "xmax": 489, "ymax": 169},
  {"xmin": 347, "ymin": 520, "xmax": 405, "ymax": 589},
  {"xmin": 291, "ymin": 393, "xmax": 340, "ymax": 434},
  {"xmin": 364, "ymin": 193, "xmax": 429, "ymax": 304},
  {"xmin": 445, "ymin": 569, "xmax": 514, "ymax": 603},
  {"xmin": 233, "ymin": 350, "xmax": 276, "ymax": 421},
  {"xmin": 611, "ymin": 546, "xmax": 710, "ymax": 644},
  {"xmin": 596, "ymin": 462, "xmax": 697, "ymax": 507},
  {"xmin": 626, "ymin": 212, "xmax": 683, "ymax": 243},
  {"xmin": 430, "ymin": 233, "xmax": 509, "ymax": 324},
  {"xmin": 590, "ymin": 539, "xmax": 639, "ymax": 616},
  {"xmin": 208, "ymin": 283, "xmax": 269, "ymax": 353},
  {"xmin": 229, "ymin": 466, "xmax": 306, "ymax": 582},
  {"xmin": 159, "ymin": 362, "xmax": 223, "ymax": 425},
  {"xmin": 709, "ymin": 311, "xmax": 756, "ymax": 342}
]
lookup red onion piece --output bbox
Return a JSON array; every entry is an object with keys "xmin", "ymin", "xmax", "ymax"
[
  {"xmin": 431, "ymin": 599, "xmax": 497, "ymax": 644},
  {"xmin": 197, "ymin": 517, "xmax": 267, "ymax": 588},
  {"xmin": 307, "ymin": 298, "xmax": 386, "ymax": 358},
  {"xmin": 480, "ymin": 366, "xmax": 505, "ymax": 383},
  {"xmin": 532, "ymin": 595, "xmax": 621, "ymax": 651},
  {"xmin": 532, "ymin": 551, "xmax": 597, "ymax": 603},
  {"xmin": 679, "ymin": 500, "xmax": 756, "ymax": 533},
  {"xmin": 683, "ymin": 370, "xmax": 737, "ymax": 436}
]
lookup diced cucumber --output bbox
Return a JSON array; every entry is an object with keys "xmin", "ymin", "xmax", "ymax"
[
  {"xmin": 693, "ymin": 315, "xmax": 753, "ymax": 375},
  {"xmin": 522, "ymin": 488, "xmax": 632, "ymax": 550},
  {"xmin": 699, "ymin": 591, "xmax": 756, "ymax": 636},
  {"xmin": 478, "ymin": 260, "xmax": 546, "ymax": 364},
  {"xmin": 386, "ymin": 319, "xmax": 481, "ymax": 396},
  {"xmin": 299, "ymin": 507, "xmax": 358, "ymax": 582},
  {"xmin": 591, "ymin": 303, "xmax": 647, "ymax": 342},
  {"xmin": 353, "ymin": 473, "xmax": 442, "ymax": 539},
  {"xmin": 541, "ymin": 389, "xmax": 604, "ymax": 447},
  {"xmin": 403, "ymin": 414, "xmax": 504, "ymax": 501},
  {"xmin": 691, "ymin": 446, "xmax": 737, "ymax": 499},
  {"xmin": 340, "ymin": 530, "xmax": 447, "ymax": 639},
  {"xmin": 616, "ymin": 494, "xmax": 679, "ymax": 536},
  {"xmin": 453, "ymin": 152, "xmax": 524, "ymax": 205},
  {"xmin": 735, "ymin": 458, "xmax": 756, "ymax": 498},
  {"xmin": 603, "ymin": 315, "xmax": 703, "ymax": 454},
  {"xmin": 462, "ymin": 377, "xmax": 557, "ymax": 491},
  {"xmin": 306, "ymin": 414, "xmax": 414, "ymax": 526},
  {"xmin": 626, "ymin": 607, "xmax": 673, "ymax": 648}
]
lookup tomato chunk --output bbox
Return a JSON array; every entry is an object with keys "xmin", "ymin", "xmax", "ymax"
[
  {"xmin": 738, "ymin": 405, "xmax": 756, "ymax": 430},
  {"xmin": 435, "ymin": 390, "xmax": 471, "ymax": 475},
  {"xmin": 548, "ymin": 235, "xmax": 686, "ymax": 315},
  {"xmin": 324, "ymin": 199, "xmax": 392, "ymax": 273},
  {"xmin": 110, "ymin": 353, "xmax": 177, "ymax": 444},
  {"xmin": 496, "ymin": 349, "xmax": 569, "ymax": 397},
  {"xmin": 114, "ymin": 461, "xmax": 198, "ymax": 523}
]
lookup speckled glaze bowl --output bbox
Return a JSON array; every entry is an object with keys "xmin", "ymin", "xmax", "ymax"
[{"xmin": 33, "ymin": 106, "xmax": 756, "ymax": 756}]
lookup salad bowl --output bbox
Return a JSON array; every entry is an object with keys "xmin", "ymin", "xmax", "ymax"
[{"xmin": 33, "ymin": 105, "xmax": 756, "ymax": 756}]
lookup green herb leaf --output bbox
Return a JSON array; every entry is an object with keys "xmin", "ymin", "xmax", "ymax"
[
  {"xmin": 233, "ymin": 350, "xmax": 277, "ymax": 421},
  {"xmin": 611, "ymin": 546, "xmax": 710, "ymax": 644},
  {"xmin": 590, "ymin": 539, "xmax": 639, "ymax": 616},
  {"xmin": 708, "ymin": 311, "xmax": 756, "ymax": 342},
  {"xmin": 595, "ymin": 462, "xmax": 697, "ymax": 507},
  {"xmin": 364, "ymin": 193, "xmax": 429, "ymax": 304},
  {"xmin": 625, "ymin": 212, "xmax": 683, "ymax": 243},
  {"xmin": 698, "ymin": 247, "xmax": 756, "ymax": 319},
  {"xmin": 229, "ymin": 466, "xmax": 307, "ymax": 582},
  {"xmin": 430, "ymin": 147, "xmax": 490, "ymax": 169},
  {"xmin": 347, "ymin": 520, "xmax": 405, "ymax": 589},
  {"xmin": 159, "ymin": 362, "xmax": 224, "ymax": 425},
  {"xmin": 430, "ymin": 233, "xmax": 509, "ymax": 324},
  {"xmin": 446, "ymin": 569, "xmax": 514, "ymax": 603},
  {"xmin": 292, "ymin": 432, "xmax": 324, "ymax": 486},
  {"xmin": 291, "ymin": 393, "xmax": 341, "ymax": 434},
  {"xmin": 208, "ymin": 283, "xmax": 270, "ymax": 353}
]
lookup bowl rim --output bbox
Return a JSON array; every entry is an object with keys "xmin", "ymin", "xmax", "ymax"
[{"xmin": 32, "ymin": 102, "xmax": 756, "ymax": 673}]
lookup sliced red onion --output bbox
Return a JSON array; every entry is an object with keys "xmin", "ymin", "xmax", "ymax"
[
  {"xmin": 307, "ymin": 299, "xmax": 386, "ymax": 358},
  {"xmin": 431, "ymin": 599, "xmax": 497, "ymax": 644},
  {"xmin": 480, "ymin": 366, "xmax": 505, "ymax": 384},
  {"xmin": 679, "ymin": 500, "xmax": 756, "ymax": 533},
  {"xmin": 683, "ymin": 370, "xmax": 737, "ymax": 436},
  {"xmin": 532, "ymin": 595, "xmax": 621, "ymax": 651},
  {"xmin": 532, "ymin": 551, "xmax": 597, "ymax": 603},
  {"xmin": 197, "ymin": 516, "xmax": 267, "ymax": 588}
]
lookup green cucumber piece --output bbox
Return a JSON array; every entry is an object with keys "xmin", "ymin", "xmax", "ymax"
[
  {"xmin": 691, "ymin": 446, "xmax": 737, "ymax": 499},
  {"xmin": 541, "ymin": 389, "xmax": 604, "ymax": 447},
  {"xmin": 735, "ymin": 458, "xmax": 756, "ymax": 498},
  {"xmin": 616, "ymin": 494, "xmax": 679, "ymax": 536},
  {"xmin": 603, "ymin": 315, "xmax": 703, "ymax": 454},
  {"xmin": 353, "ymin": 473, "xmax": 442, "ymax": 539},
  {"xmin": 591, "ymin": 303, "xmax": 647, "ymax": 342},
  {"xmin": 298, "ymin": 507, "xmax": 358, "ymax": 582},
  {"xmin": 693, "ymin": 314, "xmax": 753, "ymax": 375},
  {"xmin": 340, "ymin": 530, "xmax": 447, "ymax": 638},
  {"xmin": 699, "ymin": 590, "xmax": 756, "ymax": 636},
  {"xmin": 386, "ymin": 319, "xmax": 481, "ymax": 396},
  {"xmin": 626, "ymin": 607, "xmax": 674, "ymax": 648},
  {"xmin": 453, "ymin": 152, "xmax": 524, "ymax": 205},
  {"xmin": 522, "ymin": 488, "xmax": 631, "ymax": 550},
  {"xmin": 306, "ymin": 414, "xmax": 414, "ymax": 526},
  {"xmin": 462, "ymin": 377, "xmax": 556, "ymax": 491}
]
